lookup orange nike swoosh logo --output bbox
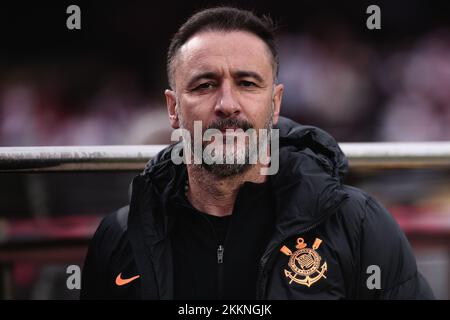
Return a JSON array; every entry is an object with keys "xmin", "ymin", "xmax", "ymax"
[{"xmin": 115, "ymin": 273, "xmax": 140, "ymax": 286}]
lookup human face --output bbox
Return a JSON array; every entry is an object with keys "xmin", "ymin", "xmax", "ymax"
[{"xmin": 165, "ymin": 31, "xmax": 283, "ymax": 176}]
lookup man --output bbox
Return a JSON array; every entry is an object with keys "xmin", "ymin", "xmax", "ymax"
[{"xmin": 81, "ymin": 7, "xmax": 434, "ymax": 299}]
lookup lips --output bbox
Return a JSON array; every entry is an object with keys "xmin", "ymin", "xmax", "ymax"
[
  {"xmin": 206, "ymin": 118, "xmax": 254, "ymax": 133},
  {"xmin": 220, "ymin": 127, "xmax": 242, "ymax": 133}
]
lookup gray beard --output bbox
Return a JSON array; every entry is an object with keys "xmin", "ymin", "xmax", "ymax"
[
  {"xmin": 202, "ymin": 159, "xmax": 252, "ymax": 178},
  {"xmin": 177, "ymin": 105, "xmax": 274, "ymax": 178}
]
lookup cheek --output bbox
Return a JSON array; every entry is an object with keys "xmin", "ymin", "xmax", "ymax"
[
  {"xmin": 178, "ymin": 97, "xmax": 212, "ymax": 128},
  {"xmin": 182, "ymin": 94, "xmax": 214, "ymax": 111},
  {"xmin": 244, "ymin": 96, "xmax": 273, "ymax": 124},
  {"xmin": 181, "ymin": 94, "xmax": 218, "ymax": 118}
]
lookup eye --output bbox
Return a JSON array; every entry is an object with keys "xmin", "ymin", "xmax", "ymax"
[
  {"xmin": 193, "ymin": 82, "xmax": 216, "ymax": 91},
  {"xmin": 239, "ymin": 80, "xmax": 256, "ymax": 87}
]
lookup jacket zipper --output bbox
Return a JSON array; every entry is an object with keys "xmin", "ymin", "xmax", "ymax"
[
  {"xmin": 255, "ymin": 196, "xmax": 349, "ymax": 299},
  {"xmin": 217, "ymin": 244, "xmax": 224, "ymax": 298},
  {"xmin": 217, "ymin": 245, "xmax": 224, "ymax": 263},
  {"xmin": 200, "ymin": 214, "xmax": 229, "ymax": 299}
]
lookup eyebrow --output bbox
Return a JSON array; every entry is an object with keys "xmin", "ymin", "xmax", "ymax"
[
  {"xmin": 186, "ymin": 72, "xmax": 218, "ymax": 89},
  {"xmin": 234, "ymin": 70, "xmax": 265, "ymax": 84},
  {"xmin": 186, "ymin": 70, "xmax": 265, "ymax": 88}
]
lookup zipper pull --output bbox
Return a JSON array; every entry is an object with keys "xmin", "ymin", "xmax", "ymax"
[{"xmin": 217, "ymin": 245, "xmax": 224, "ymax": 264}]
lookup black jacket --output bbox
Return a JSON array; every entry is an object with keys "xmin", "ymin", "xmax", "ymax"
[{"xmin": 81, "ymin": 117, "xmax": 434, "ymax": 300}]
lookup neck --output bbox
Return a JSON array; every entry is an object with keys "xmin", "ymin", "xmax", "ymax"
[{"xmin": 186, "ymin": 164, "xmax": 267, "ymax": 217}]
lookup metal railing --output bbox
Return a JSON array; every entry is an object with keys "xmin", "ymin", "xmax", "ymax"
[
  {"xmin": 1, "ymin": 142, "xmax": 450, "ymax": 172},
  {"xmin": 1, "ymin": 142, "xmax": 450, "ymax": 300}
]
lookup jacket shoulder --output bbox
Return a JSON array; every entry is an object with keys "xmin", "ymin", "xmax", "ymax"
[
  {"xmin": 337, "ymin": 185, "xmax": 434, "ymax": 299},
  {"xmin": 338, "ymin": 184, "xmax": 397, "ymax": 224},
  {"xmin": 338, "ymin": 184, "xmax": 404, "ymax": 240},
  {"xmin": 98, "ymin": 205, "xmax": 129, "ymax": 234},
  {"xmin": 81, "ymin": 205, "xmax": 131, "ymax": 299},
  {"xmin": 337, "ymin": 184, "xmax": 408, "ymax": 249},
  {"xmin": 91, "ymin": 205, "xmax": 129, "ymax": 252},
  {"xmin": 337, "ymin": 185, "xmax": 374, "ymax": 223}
]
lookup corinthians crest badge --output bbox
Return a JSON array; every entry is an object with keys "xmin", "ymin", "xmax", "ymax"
[{"xmin": 280, "ymin": 237, "xmax": 327, "ymax": 287}]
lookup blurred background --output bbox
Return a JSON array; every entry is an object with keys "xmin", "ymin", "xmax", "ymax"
[{"xmin": 0, "ymin": 0, "xmax": 449, "ymax": 299}]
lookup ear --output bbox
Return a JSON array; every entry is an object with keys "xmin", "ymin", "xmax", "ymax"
[
  {"xmin": 165, "ymin": 89, "xmax": 180, "ymax": 129},
  {"xmin": 272, "ymin": 84, "xmax": 284, "ymax": 125}
]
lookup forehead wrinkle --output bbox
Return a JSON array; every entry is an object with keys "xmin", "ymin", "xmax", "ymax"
[
  {"xmin": 184, "ymin": 53, "xmax": 267, "ymax": 81},
  {"xmin": 174, "ymin": 31, "xmax": 274, "ymax": 86}
]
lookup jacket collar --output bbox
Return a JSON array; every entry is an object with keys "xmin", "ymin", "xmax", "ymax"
[{"xmin": 270, "ymin": 117, "xmax": 349, "ymax": 238}]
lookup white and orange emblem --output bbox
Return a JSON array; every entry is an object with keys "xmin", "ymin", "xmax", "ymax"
[{"xmin": 280, "ymin": 237, "xmax": 327, "ymax": 287}]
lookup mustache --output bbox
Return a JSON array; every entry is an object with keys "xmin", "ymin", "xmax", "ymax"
[{"xmin": 205, "ymin": 118, "xmax": 254, "ymax": 132}]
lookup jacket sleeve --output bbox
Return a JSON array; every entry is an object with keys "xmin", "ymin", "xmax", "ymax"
[
  {"xmin": 80, "ymin": 217, "xmax": 110, "ymax": 299},
  {"xmin": 357, "ymin": 195, "xmax": 435, "ymax": 299}
]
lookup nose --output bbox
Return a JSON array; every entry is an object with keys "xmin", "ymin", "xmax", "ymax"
[{"xmin": 214, "ymin": 82, "xmax": 241, "ymax": 118}]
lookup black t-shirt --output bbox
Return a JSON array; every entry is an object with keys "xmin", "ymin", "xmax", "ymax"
[{"xmin": 169, "ymin": 180, "xmax": 275, "ymax": 300}]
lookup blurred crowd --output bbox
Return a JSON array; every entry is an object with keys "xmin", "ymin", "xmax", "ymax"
[
  {"xmin": 0, "ymin": 27, "xmax": 450, "ymax": 146},
  {"xmin": 1, "ymin": 27, "xmax": 449, "ymax": 146},
  {"xmin": 0, "ymin": 71, "xmax": 171, "ymax": 146},
  {"xmin": 278, "ymin": 27, "xmax": 450, "ymax": 141}
]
